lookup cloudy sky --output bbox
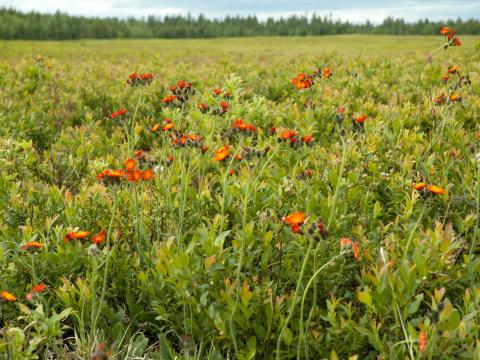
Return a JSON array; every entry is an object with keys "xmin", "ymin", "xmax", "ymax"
[{"xmin": 1, "ymin": 0, "xmax": 478, "ymax": 23}]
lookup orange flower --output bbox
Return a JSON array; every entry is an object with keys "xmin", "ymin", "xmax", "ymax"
[
  {"xmin": 232, "ymin": 119, "xmax": 256, "ymax": 132},
  {"xmin": 427, "ymin": 185, "xmax": 447, "ymax": 195},
  {"xmin": 151, "ymin": 123, "xmax": 161, "ymax": 132},
  {"xmin": 447, "ymin": 65, "xmax": 459, "ymax": 74},
  {"xmin": 219, "ymin": 101, "xmax": 229, "ymax": 113},
  {"xmin": 449, "ymin": 94, "xmax": 461, "ymax": 102},
  {"xmin": 125, "ymin": 158, "xmax": 136, "ymax": 171},
  {"xmin": 355, "ymin": 114, "xmax": 367, "ymax": 124},
  {"xmin": 32, "ymin": 284, "xmax": 47, "ymax": 293},
  {"xmin": 412, "ymin": 182, "xmax": 427, "ymax": 191},
  {"xmin": 419, "ymin": 331, "xmax": 427, "ymax": 353},
  {"xmin": 161, "ymin": 95, "xmax": 177, "ymax": 104},
  {"xmin": 133, "ymin": 150, "xmax": 144, "ymax": 159},
  {"xmin": 301, "ymin": 135, "xmax": 314, "ymax": 144},
  {"xmin": 440, "ymin": 27, "xmax": 451, "ymax": 35},
  {"xmin": 214, "ymin": 145, "xmax": 229, "ymax": 162},
  {"xmin": 108, "ymin": 169, "xmax": 125, "ymax": 178},
  {"xmin": 64, "ymin": 231, "xmax": 91, "ymax": 242},
  {"xmin": 454, "ymin": 38, "xmax": 462, "ymax": 46},
  {"xmin": 279, "ymin": 130, "xmax": 297, "ymax": 141},
  {"xmin": 21, "ymin": 241, "xmax": 44, "ymax": 250},
  {"xmin": 127, "ymin": 170, "xmax": 142, "ymax": 182},
  {"xmin": 292, "ymin": 73, "xmax": 314, "ymax": 90},
  {"xmin": 213, "ymin": 88, "xmax": 223, "ymax": 96},
  {"xmin": 340, "ymin": 238, "xmax": 359, "ymax": 260},
  {"xmin": 323, "ymin": 68, "xmax": 332, "ymax": 79},
  {"xmin": 162, "ymin": 123, "xmax": 174, "ymax": 131},
  {"xmin": 142, "ymin": 169, "xmax": 154, "ymax": 181},
  {"xmin": 92, "ymin": 229, "xmax": 106, "ymax": 244},
  {"xmin": 282, "ymin": 211, "xmax": 306, "ymax": 227},
  {"xmin": 476, "ymin": 131, "xmax": 480, "ymax": 140},
  {"xmin": 1, "ymin": 291, "xmax": 17, "ymax": 302}
]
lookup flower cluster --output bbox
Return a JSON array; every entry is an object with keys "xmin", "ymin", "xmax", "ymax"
[
  {"xmin": 64, "ymin": 229, "xmax": 107, "ymax": 248},
  {"xmin": 171, "ymin": 133, "xmax": 205, "ymax": 150},
  {"xmin": 127, "ymin": 72, "xmax": 154, "ymax": 86},
  {"xmin": 442, "ymin": 65, "xmax": 471, "ymax": 90},
  {"xmin": 152, "ymin": 118, "xmax": 174, "ymax": 133},
  {"xmin": 277, "ymin": 129, "xmax": 314, "ymax": 147},
  {"xmin": 212, "ymin": 88, "xmax": 232, "ymax": 99},
  {"xmin": 231, "ymin": 119, "xmax": 257, "ymax": 134},
  {"xmin": 169, "ymin": 80, "xmax": 195, "ymax": 102},
  {"xmin": 440, "ymin": 27, "xmax": 461, "ymax": 48},
  {"xmin": 291, "ymin": 67, "xmax": 332, "ymax": 90},
  {"xmin": 412, "ymin": 182, "xmax": 447, "ymax": 195},
  {"xmin": 97, "ymin": 158, "xmax": 154, "ymax": 183}
]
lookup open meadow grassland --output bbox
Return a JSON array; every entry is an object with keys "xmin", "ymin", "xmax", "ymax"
[{"xmin": 1, "ymin": 34, "xmax": 480, "ymax": 359}]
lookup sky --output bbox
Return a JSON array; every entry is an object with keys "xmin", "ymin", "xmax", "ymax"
[{"xmin": 1, "ymin": 0, "xmax": 479, "ymax": 23}]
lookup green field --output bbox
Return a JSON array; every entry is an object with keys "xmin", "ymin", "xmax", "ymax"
[{"xmin": 1, "ymin": 35, "xmax": 480, "ymax": 359}]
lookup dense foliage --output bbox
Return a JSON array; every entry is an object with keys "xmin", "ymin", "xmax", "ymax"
[
  {"xmin": 0, "ymin": 34, "xmax": 479, "ymax": 359},
  {"xmin": 1, "ymin": 8, "xmax": 480, "ymax": 40}
]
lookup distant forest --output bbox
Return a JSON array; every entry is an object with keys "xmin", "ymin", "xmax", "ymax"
[{"xmin": 1, "ymin": 8, "xmax": 480, "ymax": 40}]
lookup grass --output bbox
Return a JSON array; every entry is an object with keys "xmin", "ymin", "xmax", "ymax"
[{"xmin": 0, "ymin": 34, "xmax": 479, "ymax": 359}]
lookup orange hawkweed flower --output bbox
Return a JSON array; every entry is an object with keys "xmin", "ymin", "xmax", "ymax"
[
  {"xmin": 21, "ymin": 241, "xmax": 44, "ymax": 250},
  {"xmin": 92, "ymin": 229, "xmax": 106, "ymax": 244},
  {"xmin": 419, "ymin": 331, "xmax": 427, "ymax": 353},
  {"xmin": 282, "ymin": 211, "xmax": 306, "ymax": 227},
  {"xmin": 282, "ymin": 211, "xmax": 306, "ymax": 234},
  {"xmin": 219, "ymin": 101, "xmax": 229, "ymax": 113},
  {"xmin": 279, "ymin": 130, "xmax": 297, "ymax": 141},
  {"xmin": 292, "ymin": 73, "xmax": 314, "ymax": 90},
  {"xmin": 161, "ymin": 95, "xmax": 177, "ymax": 104},
  {"xmin": 301, "ymin": 135, "xmax": 314, "ymax": 144},
  {"xmin": 447, "ymin": 66, "xmax": 459, "ymax": 74},
  {"xmin": 125, "ymin": 158, "xmax": 136, "ymax": 171},
  {"xmin": 127, "ymin": 169, "xmax": 142, "ymax": 182},
  {"xmin": 427, "ymin": 185, "xmax": 447, "ymax": 195},
  {"xmin": 355, "ymin": 114, "xmax": 367, "ymax": 124},
  {"xmin": 412, "ymin": 182, "xmax": 427, "ymax": 191},
  {"xmin": 213, "ymin": 88, "xmax": 223, "ymax": 96},
  {"xmin": 111, "ymin": 108, "xmax": 127, "ymax": 119},
  {"xmin": 32, "ymin": 283, "xmax": 47, "ymax": 293},
  {"xmin": 340, "ymin": 238, "xmax": 359, "ymax": 260},
  {"xmin": 214, "ymin": 145, "xmax": 229, "ymax": 162},
  {"xmin": 323, "ymin": 68, "xmax": 332, "ymax": 79},
  {"xmin": 449, "ymin": 94, "xmax": 461, "ymax": 102},
  {"xmin": 142, "ymin": 169, "xmax": 154, "ymax": 181},
  {"xmin": 232, "ymin": 119, "xmax": 256, "ymax": 133},
  {"xmin": 454, "ymin": 38, "xmax": 462, "ymax": 46},
  {"xmin": 162, "ymin": 123, "xmax": 174, "ymax": 131},
  {"xmin": 64, "ymin": 230, "xmax": 91, "ymax": 242},
  {"xmin": 151, "ymin": 123, "xmax": 161, "ymax": 132},
  {"xmin": 108, "ymin": 169, "xmax": 125, "ymax": 178},
  {"xmin": 440, "ymin": 27, "xmax": 451, "ymax": 35},
  {"xmin": 1, "ymin": 291, "xmax": 17, "ymax": 302}
]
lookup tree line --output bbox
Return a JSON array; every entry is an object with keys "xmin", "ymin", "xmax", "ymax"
[{"xmin": 1, "ymin": 8, "xmax": 479, "ymax": 40}]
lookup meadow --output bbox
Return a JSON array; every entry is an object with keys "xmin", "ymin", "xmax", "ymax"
[{"xmin": 0, "ymin": 34, "xmax": 479, "ymax": 359}]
